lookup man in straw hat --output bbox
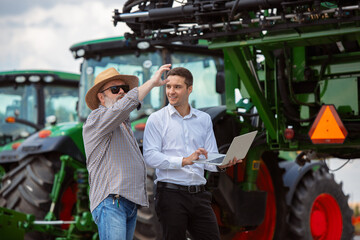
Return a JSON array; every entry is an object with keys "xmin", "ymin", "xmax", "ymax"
[{"xmin": 83, "ymin": 64, "xmax": 171, "ymax": 240}]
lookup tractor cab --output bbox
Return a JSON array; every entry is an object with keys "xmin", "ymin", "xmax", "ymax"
[
  {"xmin": 71, "ymin": 37, "xmax": 226, "ymax": 141},
  {"xmin": 0, "ymin": 71, "xmax": 79, "ymax": 147}
]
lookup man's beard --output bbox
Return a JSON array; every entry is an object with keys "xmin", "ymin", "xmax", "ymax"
[{"xmin": 104, "ymin": 94, "xmax": 125, "ymax": 108}]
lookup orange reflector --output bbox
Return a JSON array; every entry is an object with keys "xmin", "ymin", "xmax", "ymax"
[
  {"xmin": 308, "ymin": 105, "xmax": 347, "ymax": 144},
  {"xmin": 38, "ymin": 130, "xmax": 52, "ymax": 138},
  {"xmin": 5, "ymin": 116, "xmax": 16, "ymax": 123},
  {"xmin": 135, "ymin": 123, "xmax": 146, "ymax": 131},
  {"xmin": 12, "ymin": 142, "xmax": 21, "ymax": 150}
]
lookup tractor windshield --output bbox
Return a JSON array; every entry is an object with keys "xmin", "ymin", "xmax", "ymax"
[
  {"xmin": 78, "ymin": 51, "xmax": 223, "ymax": 121},
  {"xmin": 0, "ymin": 85, "xmax": 37, "ymax": 144},
  {"xmin": 44, "ymin": 85, "xmax": 79, "ymax": 124},
  {"xmin": 0, "ymin": 84, "xmax": 78, "ymax": 146}
]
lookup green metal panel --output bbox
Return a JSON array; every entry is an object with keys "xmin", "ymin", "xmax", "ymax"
[
  {"xmin": 242, "ymin": 148, "xmax": 263, "ymax": 191},
  {"xmin": 209, "ymin": 27, "xmax": 360, "ymax": 49},
  {"xmin": 70, "ymin": 36, "xmax": 210, "ymax": 50},
  {"xmin": 0, "ymin": 70, "xmax": 79, "ymax": 82},
  {"xmin": 0, "ymin": 207, "xmax": 26, "ymax": 240},
  {"xmin": 42, "ymin": 122, "xmax": 85, "ymax": 156},
  {"xmin": 320, "ymin": 78, "xmax": 359, "ymax": 115},
  {"xmin": 292, "ymin": 47, "xmax": 306, "ymax": 82},
  {"xmin": 223, "ymin": 51, "xmax": 239, "ymax": 112},
  {"xmin": 70, "ymin": 36, "xmax": 126, "ymax": 49},
  {"xmin": 0, "ymin": 139, "xmax": 23, "ymax": 151},
  {"xmin": 222, "ymin": 47, "xmax": 277, "ymax": 139}
]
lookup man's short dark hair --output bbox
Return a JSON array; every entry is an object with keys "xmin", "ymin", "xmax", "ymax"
[{"xmin": 166, "ymin": 67, "xmax": 193, "ymax": 87}]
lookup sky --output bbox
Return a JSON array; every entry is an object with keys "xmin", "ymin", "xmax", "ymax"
[
  {"xmin": 0, "ymin": 0, "xmax": 130, "ymax": 74},
  {"xmin": 330, "ymin": 159, "xmax": 360, "ymax": 204},
  {"xmin": 1, "ymin": 0, "xmax": 360, "ymax": 204}
]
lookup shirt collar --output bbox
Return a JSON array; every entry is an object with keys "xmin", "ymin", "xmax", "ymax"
[{"xmin": 167, "ymin": 104, "xmax": 197, "ymax": 119}]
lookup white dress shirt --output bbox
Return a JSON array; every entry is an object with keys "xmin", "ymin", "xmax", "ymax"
[{"xmin": 143, "ymin": 104, "xmax": 218, "ymax": 186}]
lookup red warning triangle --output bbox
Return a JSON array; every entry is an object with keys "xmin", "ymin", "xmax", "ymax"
[{"xmin": 308, "ymin": 105, "xmax": 347, "ymax": 144}]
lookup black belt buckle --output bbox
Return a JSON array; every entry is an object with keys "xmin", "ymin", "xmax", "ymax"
[{"xmin": 188, "ymin": 185, "xmax": 200, "ymax": 194}]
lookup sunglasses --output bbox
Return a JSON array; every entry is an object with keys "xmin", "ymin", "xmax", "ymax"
[{"xmin": 100, "ymin": 84, "xmax": 130, "ymax": 94}]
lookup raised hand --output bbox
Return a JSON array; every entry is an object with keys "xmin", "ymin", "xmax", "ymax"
[
  {"xmin": 138, "ymin": 64, "xmax": 172, "ymax": 101},
  {"xmin": 150, "ymin": 64, "xmax": 172, "ymax": 87}
]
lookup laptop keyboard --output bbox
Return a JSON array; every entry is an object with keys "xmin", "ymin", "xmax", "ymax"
[{"xmin": 208, "ymin": 157, "xmax": 224, "ymax": 164}]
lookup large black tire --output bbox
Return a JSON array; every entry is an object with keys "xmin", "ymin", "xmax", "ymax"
[
  {"xmin": 0, "ymin": 154, "xmax": 77, "ymax": 240},
  {"xmin": 134, "ymin": 167, "xmax": 162, "ymax": 240},
  {"xmin": 0, "ymin": 155, "xmax": 56, "ymax": 218},
  {"xmin": 288, "ymin": 166, "xmax": 354, "ymax": 239}
]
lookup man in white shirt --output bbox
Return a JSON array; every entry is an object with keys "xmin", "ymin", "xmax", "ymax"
[{"xmin": 143, "ymin": 67, "xmax": 241, "ymax": 239}]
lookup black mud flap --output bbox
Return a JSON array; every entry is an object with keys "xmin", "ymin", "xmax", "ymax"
[{"xmin": 212, "ymin": 173, "xmax": 267, "ymax": 227}]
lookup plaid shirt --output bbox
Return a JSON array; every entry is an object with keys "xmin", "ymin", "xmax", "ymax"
[{"xmin": 83, "ymin": 88, "xmax": 148, "ymax": 212}]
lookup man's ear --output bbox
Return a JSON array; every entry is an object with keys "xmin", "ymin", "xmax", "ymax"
[
  {"xmin": 188, "ymin": 85, "xmax": 193, "ymax": 94},
  {"xmin": 97, "ymin": 92, "xmax": 105, "ymax": 105}
]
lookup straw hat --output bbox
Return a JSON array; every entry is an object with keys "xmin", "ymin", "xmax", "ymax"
[{"xmin": 85, "ymin": 67, "xmax": 139, "ymax": 110}]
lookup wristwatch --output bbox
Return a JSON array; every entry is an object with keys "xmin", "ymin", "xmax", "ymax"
[{"xmin": 216, "ymin": 166, "xmax": 227, "ymax": 172}]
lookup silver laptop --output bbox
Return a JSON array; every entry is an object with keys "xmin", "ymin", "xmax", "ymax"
[{"xmin": 194, "ymin": 130, "xmax": 257, "ymax": 166}]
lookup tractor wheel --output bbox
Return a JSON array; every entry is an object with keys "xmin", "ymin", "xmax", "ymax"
[
  {"xmin": 134, "ymin": 167, "xmax": 162, "ymax": 240},
  {"xmin": 288, "ymin": 166, "xmax": 354, "ymax": 239},
  {"xmin": 0, "ymin": 154, "xmax": 77, "ymax": 239},
  {"xmin": 229, "ymin": 151, "xmax": 289, "ymax": 240}
]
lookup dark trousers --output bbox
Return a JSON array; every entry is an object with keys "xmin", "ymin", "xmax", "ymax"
[{"xmin": 155, "ymin": 186, "xmax": 220, "ymax": 240}]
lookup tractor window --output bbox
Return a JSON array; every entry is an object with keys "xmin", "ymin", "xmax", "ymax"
[
  {"xmin": 0, "ymin": 85, "xmax": 37, "ymax": 144},
  {"xmin": 171, "ymin": 53, "xmax": 224, "ymax": 108},
  {"xmin": 43, "ymin": 85, "xmax": 78, "ymax": 125},
  {"xmin": 78, "ymin": 51, "xmax": 224, "ymax": 122}
]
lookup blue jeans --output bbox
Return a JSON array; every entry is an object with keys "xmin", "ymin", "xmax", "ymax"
[{"xmin": 92, "ymin": 195, "xmax": 138, "ymax": 240}]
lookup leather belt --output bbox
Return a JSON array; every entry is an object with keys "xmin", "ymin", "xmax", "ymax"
[{"xmin": 157, "ymin": 181, "xmax": 205, "ymax": 194}]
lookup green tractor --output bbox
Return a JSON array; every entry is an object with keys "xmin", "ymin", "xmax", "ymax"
[
  {"xmin": 0, "ymin": 0, "xmax": 358, "ymax": 239},
  {"xmin": 0, "ymin": 70, "xmax": 79, "ymax": 177},
  {"xmin": 0, "ymin": 70, "xmax": 80, "ymax": 239},
  {"xmin": 0, "ymin": 70, "xmax": 79, "ymax": 146},
  {"xmin": 111, "ymin": 0, "xmax": 359, "ymax": 239},
  {"xmin": 0, "ymin": 37, "xmax": 226, "ymax": 239}
]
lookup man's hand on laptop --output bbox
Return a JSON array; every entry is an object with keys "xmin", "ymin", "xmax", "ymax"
[
  {"xmin": 182, "ymin": 148, "xmax": 208, "ymax": 167},
  {"xmin": 218, "ymin": 157, "xmax": 243, "ymax": 169}
]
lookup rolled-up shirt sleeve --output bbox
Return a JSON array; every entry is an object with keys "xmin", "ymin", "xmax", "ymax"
[{"xmin": 85, "ymin": 88, "xmax": 142, "ymax": 138}]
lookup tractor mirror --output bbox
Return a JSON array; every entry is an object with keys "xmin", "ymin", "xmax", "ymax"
[{"xmin": 46, "ymin": 115, "xmax": 57, "ymax": 125}]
